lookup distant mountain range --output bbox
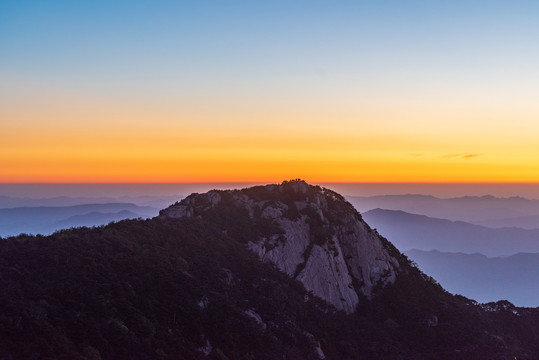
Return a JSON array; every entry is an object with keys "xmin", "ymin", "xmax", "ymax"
[
  {"xmin": 53, "ymin": 210, "xmax": 141, "ymax": 229},
  {"xmin": 0, "ymin": 195, "xmax": 181, "ymax": 209},
  {"xmin": 348, "ymin": 194, "xmax": 539, "ymax": 229},
  {"xmin": 0, "ymin": 203, "xmax": 160, "ymax": 237},
  {"xmin": 363, "ymin": 208, "xmax": 539, "ymax": 256},
  {"xmin": 405, "ymin": 249, "xmax": 539, "ymax": 307}
]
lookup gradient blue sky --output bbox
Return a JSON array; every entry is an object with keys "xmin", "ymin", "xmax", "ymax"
[
  {"xmin": 5, "ymin": 1, "xmax": 539, "ymax": 94},
  {"xmin": 2, "ymin": 1, "xmax": 539, "ymax": 182}
]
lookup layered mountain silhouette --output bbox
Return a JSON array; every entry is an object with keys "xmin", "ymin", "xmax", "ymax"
[
  {"xmin": 363, "ymin": 208, "xmax": 539, "ymax": 256},
  {"xmin": 1, "ymin": 180, "xmax": 538, "ymax": 359},
  {"xmin": 405, "ymin": 249, "xmax": 539, "ymax": 307},
  {"xmin": 0, "ymin": 195, "xmax": 181, "ymax": 209},
  {"xmin": 349, "ymin": 194, "xmax": 539, "ymax": 228},
  {"xmin": 0, "ymin": 203, "xmax": 160, "ymax": 237}
]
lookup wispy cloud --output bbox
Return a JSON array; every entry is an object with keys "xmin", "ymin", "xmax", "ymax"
[
  {"xmin": 441, "ymin": 154, "xmax": 461, "ymax": 159},
  {"xmin": 441, "ymin": 153, "xmax": 480, "ymax": 160}
]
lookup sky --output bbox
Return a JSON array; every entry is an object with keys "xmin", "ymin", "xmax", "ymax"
[{"xmin": 2, "ymin": 1, "xmax": 539, "ymax": 183}]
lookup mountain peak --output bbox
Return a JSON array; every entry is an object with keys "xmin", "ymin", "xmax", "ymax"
[{"xmin": 160, "ymin": 180, "xmax": 401, "ymax": 313}]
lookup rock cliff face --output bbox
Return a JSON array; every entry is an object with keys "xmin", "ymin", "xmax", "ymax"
[{"xmin": 160, "ymin": 180, "xmax": 400, "ymax": 313}]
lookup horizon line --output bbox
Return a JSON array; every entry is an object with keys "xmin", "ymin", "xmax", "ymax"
[{"xmin": 2, "ymin": 181, "xmax": 539, "ymax": 185}]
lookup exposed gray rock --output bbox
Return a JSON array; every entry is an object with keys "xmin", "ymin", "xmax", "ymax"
[
  {"xmin": 197, "ymin": 297, "xmax": 209, "ymax": 310},
  {"xmin": 260, "ymin": 202, "xmax": 287, "ymax": 219},
  {"xmin": 163, "ymin": 205, "xmax": 192, "ymax": 218},
  {"xmin": 197, "ymin": 339, "xmax": 212, "ymax": 356},
  {"xmin": 296, "ymin": 243, "xmax": 359, "ymax": 314},
  {"xmin": 314, "ymin": 342, "xmax": 326, "ymax": 360},
  {"xmin": 426, "ymin": 315, "xmax": 438, "ymax": 328},
  {"xmin": 302, "ymin": 331, "xmax": 326, "ymax": 360},
  {"xmin": 248, "ymin": 217, "xmax": 310, "ymax": 276},
  {"xmin": 160, "ymin": 180, "xmax": 401, "ymax": 313},
  {"xmin": 244, "ymin": 309, "xmax": 267, "ymax": 331}
]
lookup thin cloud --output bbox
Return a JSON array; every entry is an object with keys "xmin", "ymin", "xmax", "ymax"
[
  {"xmin": 441, "ymin": 153, "xmax": 480, "ymax": 160},
  {"xmin": 441, "ymin": 154, "xmax": 461, "ymax": 159}
]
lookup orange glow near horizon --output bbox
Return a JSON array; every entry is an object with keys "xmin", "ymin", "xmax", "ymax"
[
  {"xmin": 3, "ymin": 77, "xmax": 539, "ymax": 184},
  {"xmin": 3, "ymin": 129, "xmax": 539, "ymax": 183},
  {"xmin": 2, "ymin": 106, "xmax": 539, "ymax": 183}
]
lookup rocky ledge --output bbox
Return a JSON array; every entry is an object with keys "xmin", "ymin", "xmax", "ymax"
[{"xmin": 160, "ymin": 179, "xmax": 401, "ymax": 313}]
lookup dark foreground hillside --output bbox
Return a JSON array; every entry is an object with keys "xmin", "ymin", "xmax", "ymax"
[{"xmin": 1, "ymin": 183, "xmax": 539, "ymax": 359}]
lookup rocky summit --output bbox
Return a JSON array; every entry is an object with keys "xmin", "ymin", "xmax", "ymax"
[{"xmin": 160, "ymin": 180, "xmax": 401, "ymax": 313}]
